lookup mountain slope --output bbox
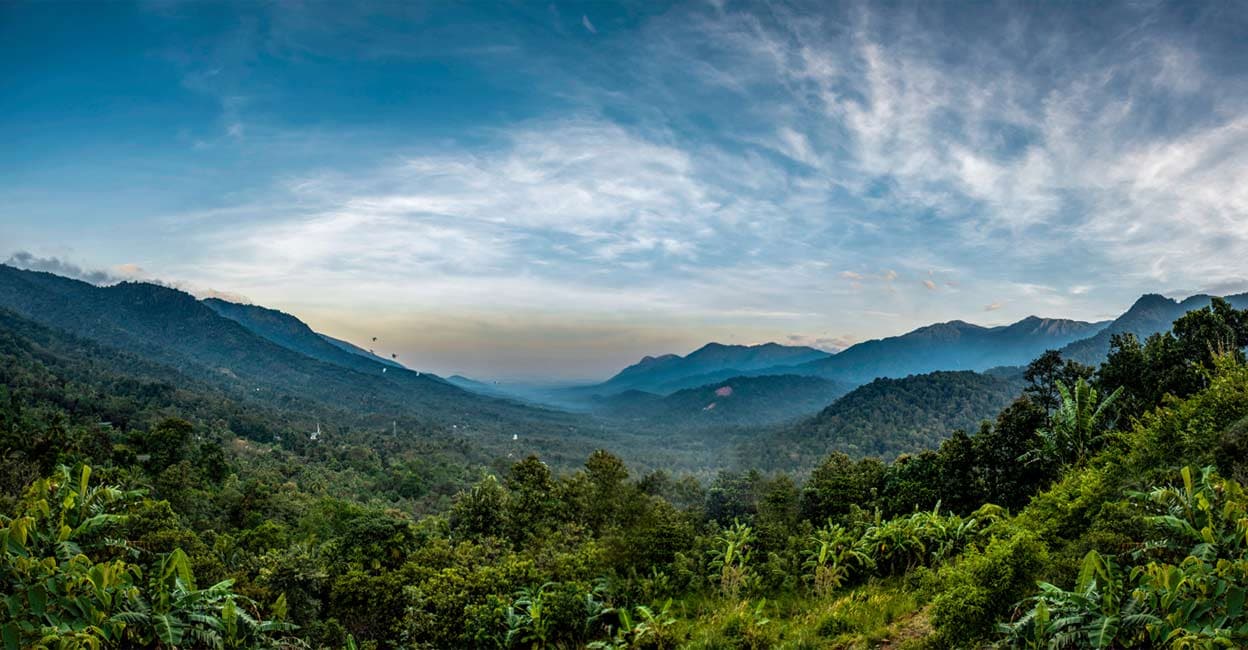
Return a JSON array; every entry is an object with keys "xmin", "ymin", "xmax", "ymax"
[
  {"xmin": 320, "ymin": 333, "xmax": 406, "ymax": 369},
  {"xmin": 203, "ymin": 298, "xmax": 408, "ymax": 375},
  {"xmin": 583, "ymin": 342, "xmax": 831, "ymax": 396},
  {"xmin": 1059, "ymin": 293, "xmax": 1248, "ymax": 364},
  {"xmin": 740, "ymin": 370, "xmax": 1026, "ymax": 468},
  {"xmin": 0, "ymin": 265, "xmax": 573, "ymax": 432},
  {"xmin": 594, "ymin": 374, "xmax": 853, "ymax": 429},
  {"xmin": 789, "ymin": 316, "xmax": 1106, "ymax": 383}
]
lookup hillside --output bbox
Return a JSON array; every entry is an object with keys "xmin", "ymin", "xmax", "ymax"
[
  {"xmin": 594, "ymin": 374, "xmax": 853, "ymax": 429},
  {"xmin": 319, "ymin": 333, "xmax": 406, "ymax": 369},
  {"xmin": 204, "ymin": 298, "xmax": 408, "ymax": 375},
  {"xmin": 0, "ymin": 265, "xmax": 579, "ymax": 435},
  {"xmin": 740, "ymin": 369, "xmax": 1026, "ymax": 468}
]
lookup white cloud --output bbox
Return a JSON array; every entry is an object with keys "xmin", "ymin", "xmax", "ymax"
[{"xmin": 581, "ymin": 15, "xmax": 597, "ymax": 35}]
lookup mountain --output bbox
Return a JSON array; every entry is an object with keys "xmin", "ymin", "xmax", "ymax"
[
  {"xmin": 203, "ymin": 298, "xmax": 408, "ymax": 375},
  {"xmin": 581, "ymin": 342, "xmax": 832, "ymax": 396},
  {"xmin": 1059, "ymin": 293, "xmax": 1248, "ymax": 364},
  {"xmin": 0, "ymin": 265, "xmax": 574, "ymax": 433},
  {"xmin": 320, "ymin": 333, "xmax": 405, "ymax": 369},
  {"xmin": 789, "ymin": 316, "xmax": 1106, "ymax": 384},
  {"xmin": 444, "ymin": 374, "xmax": 517, "ymax": 399},
  {"xmin": 740, "ymin": 370, "xmax": 1027, "ymax": 468},
  {"xmin": 594, "ymin": 374, "xmax": 853, "ymax": 429}
]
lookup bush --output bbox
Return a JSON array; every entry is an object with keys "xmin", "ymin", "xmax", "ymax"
[{"xmin": 929, "ymin": 530, "xmax": 1049, "ymax": 646}]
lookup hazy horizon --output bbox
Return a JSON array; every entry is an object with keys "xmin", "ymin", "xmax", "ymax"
[{"xmin": 4, "ymin": 1, "xmax": 1246, "ymax": 379}]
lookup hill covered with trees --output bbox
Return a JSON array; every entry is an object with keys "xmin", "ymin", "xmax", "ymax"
[{"xmin": 739, "ymin": 369, "xmax": 1027, "ymax": 469}]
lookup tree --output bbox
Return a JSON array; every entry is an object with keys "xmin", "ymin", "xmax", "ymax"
[
  {"xmin": 1025, "ymin": 350, "xmax": 1094, "ymax": 413},
  {"xmin": 802, "ymin": 522, "xmax": 872, "ymax": 596},
  {"xmin": 1023, "ymin": 378, "xmax": 1122, "ymax": 468},
  {"xmin": 505, "ymin": 455, "xmax": 561, "ymax": 542},
  {"xmin": 451, "ymin": 474, "xmax": 508, "ymax": 540},
  {"xmin": 801, "ymin": 452, "xmax": 864, "ymax": 523},
  {"xmin": 137, "ymin": 417, "xmax": 194, "ymax": 473},
  {"xmin": 974, "ymin": 398, "xmax": 1053, "ymax": 509},
  {"xmin": 584, "ymin": 450, "xmax": 630, "ymax": 533},
  {"xmin": 708, "ymin": 520, "xmax": 756, "ymax": 599},
  {"xmin": 936, "ymin": 430, "xmax": 983, "ymax": 514}
]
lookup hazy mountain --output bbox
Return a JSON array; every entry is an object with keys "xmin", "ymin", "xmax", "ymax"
[
  {"xmin": 1059, "ymin": 293, "xmax": 1248, "ymax": 364},
  {"xmin": 320, "ymin": 333, "xmax": 406, "ymax": 369},
  {"xmin": 741, "ymin": 370, "xmax": 1027, "ymax": 468},
  {"xmin": 203, "ymin": 298, "xmax": 406, "ymax": 375},
  {"xmin": 594, "ymin": 374, "xmax": 853, "ymax": 429},
  {"xmin": 788, "ymin": 316, "xmax": 1107, "ymax": 384},
  {"xmin": 582, "ymin": 342, "xmax": 832, "ymax": 396}
]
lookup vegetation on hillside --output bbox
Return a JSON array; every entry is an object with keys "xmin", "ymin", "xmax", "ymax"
[
  {"xmin": 5, "ymin": 296, "xmax": 1248, "ymax": 648},
  {"xmin": 741, "ymin": 370, "xmax": 1026, "ymax": 468}
]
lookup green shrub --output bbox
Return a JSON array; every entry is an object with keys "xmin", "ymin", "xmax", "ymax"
[{"xmin": 929, "ymin": 530, "xmax": 1049, "ymax": 646}]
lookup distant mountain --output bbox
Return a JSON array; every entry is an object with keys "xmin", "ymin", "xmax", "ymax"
[
  {"xmin": 581, "ymin": 342, "xmax": 832, "ymax": 396},
  {"xmin": 595, "ymin": 374, "xmax": 853, "ymax": 429},
  {"xmin": 740, "ymin": 370, "xmax": 1026, "ymax": 468},
  {"xmin": 1059, "ymin": 293, "xmax": 1248, "ymax": 364},
  {"xmin": 789, "ymin": 316, "xmax": 1106, "ymax": 384},
  {"xmin": 445, "ymin": 374, "xmax": 518, "ymax": 399},
  {"xmin": 320, "ymin": 333, "xmax": 405, "ymax": 369}
]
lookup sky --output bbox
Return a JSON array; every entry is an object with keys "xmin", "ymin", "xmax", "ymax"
[{"xmin": 3, "ymin": 1, "xmax": 1248, "ymax": 381}]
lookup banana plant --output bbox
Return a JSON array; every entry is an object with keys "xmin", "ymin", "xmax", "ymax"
[
  {"xmin": 802, "ymin": 522, "xmax": 873, "ymax": 596},
  {"xmin": 505, "ymin": 582, "xmax": 556, "ymax": 649},
  {"xmin": 707, "ymin": 520, "xmax": 755, "ymax": 599},
  {"xmin": 1002, "ymin": 550, "xmax": 1154, "ymax": 649},
  {"xmin": 1022, "ymin": 378, "xmax": 1123, "ymax": 468},
  {"xmin": 1, "ymin": 465, "xmax": 145, "ymax": 650}
]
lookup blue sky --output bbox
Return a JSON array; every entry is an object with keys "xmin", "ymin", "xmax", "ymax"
[{"xmin": 3, "ymin": 1, "xmax": 1247, "ymax": 380}]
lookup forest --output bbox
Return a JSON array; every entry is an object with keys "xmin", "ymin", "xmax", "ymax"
[{"xmin": 5, "ymin": 296, "xmax": 1248, "ymax": 649}]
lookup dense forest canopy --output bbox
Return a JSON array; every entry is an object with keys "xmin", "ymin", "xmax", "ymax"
[{"xmin": 7, "ymin": 271, "xmax": 1248, "ymax": 648}]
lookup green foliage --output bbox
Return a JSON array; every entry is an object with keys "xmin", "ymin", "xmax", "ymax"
[
  {"xmin": 0, "ymin": 465, "xmax": 290, "ymax": 650},
  {"xmin": 5, "ymin": 289, "xmax": 1248, "ymax": 648},
  {"xmin": 709, "ymin": 520, "xmax": 757, "ymax": 599},
  {"xmin": 1023, "ymin": 378, "xmax": 1123, "ymax": 468},
  {"xmin": 802, "ymin": 522, "xmax": 872, "ymax": 596},
  {"xmin": 748, "ymin": 370, "xmax": 1027, "ymax": 466},
  {"xmin": 1005, "ymin": 466, "xmax": 1248, "ymax": 648},
  {"xmin": 929, "ymin": 529, "xmax": 1050, "ymax": 647}
]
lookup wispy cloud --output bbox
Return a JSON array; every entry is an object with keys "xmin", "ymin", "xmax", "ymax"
[{"xmin": 10, "ymin": 1, "xmax": 1248, "ymax": 377}]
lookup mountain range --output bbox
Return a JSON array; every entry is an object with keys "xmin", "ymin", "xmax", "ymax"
[
  {"xmin": 3, "ymin": 261, "xmax": 1241, "ymax": 470},
  {"xmin": 574, "ymin": 315, "xmax": 1105, "ymax": 398}
]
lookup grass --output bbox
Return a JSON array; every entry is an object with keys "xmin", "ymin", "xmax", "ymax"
[{"xmin": 669, "ymin": 579, "xmax": 931, "ymax": 649}]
